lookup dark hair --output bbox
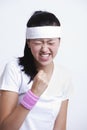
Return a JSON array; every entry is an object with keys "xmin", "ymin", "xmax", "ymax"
[{"xmin": 18, "ymin": 10, "xmax": 61, "ymax": 82}]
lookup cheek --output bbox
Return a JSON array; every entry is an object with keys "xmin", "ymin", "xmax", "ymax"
[
  {"xmin": 30, "ymin": 46, "xmax": 40, "ymax": 55},
  {"xmin": 52, "ymin": 45, "xmax": 59, "ymax": 55}
]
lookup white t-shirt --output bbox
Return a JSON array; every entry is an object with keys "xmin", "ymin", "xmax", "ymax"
[{"xmin": 0, "ymin": 58, "xmax": 73, "ymax": 130}]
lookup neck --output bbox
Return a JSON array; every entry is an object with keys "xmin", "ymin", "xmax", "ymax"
[{"xmin": 37, "ymin": 62, "xmax": 53, "ymax": 71}]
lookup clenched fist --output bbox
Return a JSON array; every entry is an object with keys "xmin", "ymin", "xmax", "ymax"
[{"xmin": 30, "ymin": 70, "xmax": 49, "ymax": 97}]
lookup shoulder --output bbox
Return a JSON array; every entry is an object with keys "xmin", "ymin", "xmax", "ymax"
[
  {"xmin": 6, "ymin": 58, "xmax": 20, "ymax": 69},
  {"xmin": 1, "ymin": 58, "xmax": 23, "ymax": 83},
  {"xmin": 54, "ymin": 63, "xmax": 72, "ymax": 81},
  {"xmin": 4, "ymin": 58, "xmax": 22, "ymax": 74}
]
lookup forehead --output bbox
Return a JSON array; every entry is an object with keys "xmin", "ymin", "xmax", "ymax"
[{"xmin": 30, "ymin": 38, "xmax": 58, "ymax": 42}]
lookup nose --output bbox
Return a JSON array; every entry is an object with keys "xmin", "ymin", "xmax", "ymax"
[{"xmin": 41, "ymin": 43, "xmax": 48, "ymax": 52}]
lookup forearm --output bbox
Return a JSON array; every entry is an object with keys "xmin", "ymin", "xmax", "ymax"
[
  {"xmin": 0, "ymin": 105, "xmax": 29, "ymax": 130},
  {"xmin": 53, "ymin": 100, "xmax": 68, "ymax": 130},
  {"xmin": 53, "ymin": 122, "xmax": 66, "ymax": 130},
  {"xmin": 53, "ymin": 126, "xmax": 66, "ymax": 130}
]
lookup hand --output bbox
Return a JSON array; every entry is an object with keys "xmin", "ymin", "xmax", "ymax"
[{"xmin": 30, "ymin": 70, "xmax": 49, "ymax": 96}]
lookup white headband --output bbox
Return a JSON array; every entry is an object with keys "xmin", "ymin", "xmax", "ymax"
[{"xmin": 26, "ymin": 26, "xmax": 61, "ymax": 39}]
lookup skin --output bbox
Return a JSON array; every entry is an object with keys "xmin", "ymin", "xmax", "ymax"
[
  {"xmin": 0, "ymin": 38, "xmax": 68, "ymax": 130},
  {"xmin": 0, "ymin": 91, "xmax": 1, "ymax": 110}
]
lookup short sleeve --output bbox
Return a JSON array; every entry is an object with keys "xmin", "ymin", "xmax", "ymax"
[
  {"xmin": 0, "ymin": 60, "xmax": 21, "ymax": 93},
  {"xmin": 61, "ymin": 74, "xmax": 74, "ymax": 101}
]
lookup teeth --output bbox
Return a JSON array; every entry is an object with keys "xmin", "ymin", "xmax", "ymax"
[{"xmin": 40, "ymin": 54, "xmax": 49, "ymax": 57}]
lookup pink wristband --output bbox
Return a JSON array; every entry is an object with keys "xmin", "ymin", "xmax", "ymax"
[{"xmin": 20, "ymin": 90, "xmax": 39, "ymax": 110}]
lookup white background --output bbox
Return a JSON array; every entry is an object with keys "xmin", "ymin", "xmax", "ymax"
[{"xmin": 0, "ymin": 0, "xmax": 87, "ymax": 130}]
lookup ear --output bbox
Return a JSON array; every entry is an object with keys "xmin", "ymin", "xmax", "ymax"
[
  {"xmin": 59, "ymin": 38, "xmax": 61, "ymax": 42},
  {"xmin": 58, "ymin": 38, "xmax": 61, "ymax": 46}
]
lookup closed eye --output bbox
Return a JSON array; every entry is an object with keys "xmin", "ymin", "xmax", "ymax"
[
  {"xmin": 48, "ymin": 42, "xmax": 55, "ymax": 45},
  {"xmin": 32, "ymin": 41, "xmax": 42, "ymax": 45}
]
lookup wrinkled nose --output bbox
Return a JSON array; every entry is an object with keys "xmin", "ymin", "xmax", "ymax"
[{"xmin": 41, "ymin": 43, "xmax": 48, "ymax": 52}]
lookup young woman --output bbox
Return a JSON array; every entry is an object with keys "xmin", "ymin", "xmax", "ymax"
[{"xmin": 0, "ymin": 10, "xmax": 73, "ymax": 130}]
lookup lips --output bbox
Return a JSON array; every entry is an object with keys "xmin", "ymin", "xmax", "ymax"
[
  {"xmin": 40, "ymin": 54, "xmax": 49, "ymax": 57},
  {"xmin": 39, "ymin": 53, "xmax": 51, "ymax": 61}
]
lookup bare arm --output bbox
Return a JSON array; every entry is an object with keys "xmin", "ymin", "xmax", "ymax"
[
  {"xmin": 0, "ymin": 70, "xmax": 49, "ymax": 130},
  {"xmin": 53, "ymin": 100, "xmax": 69, "ymax": 130},
  {"xmin": 0, "ymin": 91, "xmax": 29, "ymax": 130}
]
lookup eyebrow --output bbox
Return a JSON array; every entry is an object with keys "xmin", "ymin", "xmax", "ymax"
[{"xmin": 33, "ymin": 38, "xmax": 55, "ymax": 42}]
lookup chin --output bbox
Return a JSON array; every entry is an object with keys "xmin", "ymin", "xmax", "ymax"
[{"xmin": 39, "ymin": 61, "xmax": 53, "ymax": 67}]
